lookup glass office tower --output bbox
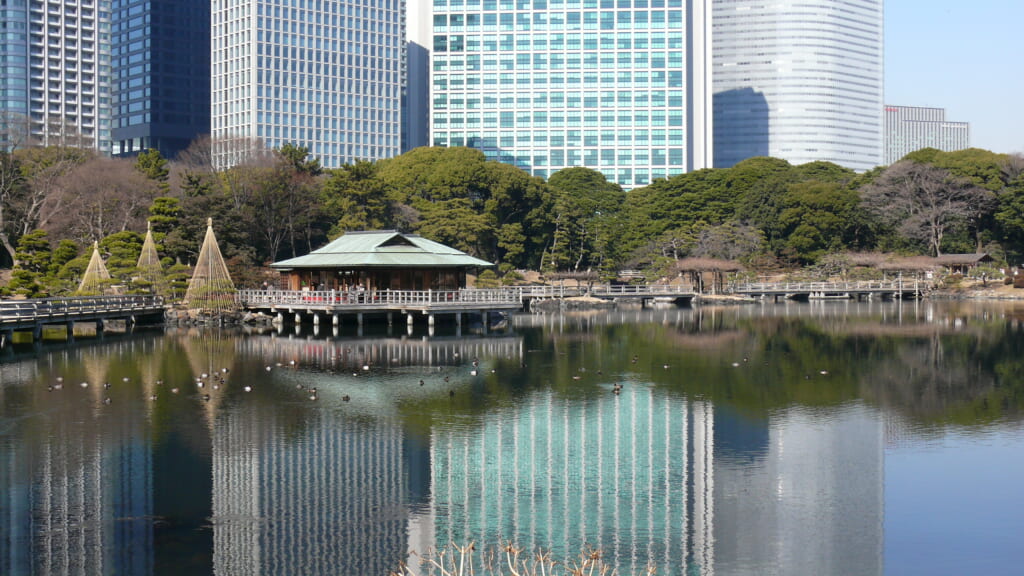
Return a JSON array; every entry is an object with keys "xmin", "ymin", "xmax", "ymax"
[
  {"xmin": 428, "ymin": 0, "xmax": 712, "ymax": 189},
  {"xmin": 110, "ymin": 0, "xmax": 210, "ymax": 159},
  {"xmin": 211, "ymin": 0, "xmax": 406, "ymax": 170},
  {"xmin": 712, "ymin": 0, "xmax": 883, "ymax": 171},
  {"xmin": 0, "ymin": 1, "xmax": 111, "ymax": 153},
  {"xmin": 0, "ymin": 1, "xmax": 31, "ymax": 138}
]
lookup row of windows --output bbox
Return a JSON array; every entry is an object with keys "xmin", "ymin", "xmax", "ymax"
[
  {"xmin": 433, "ymin": 90, "xmax": 684, "ymax": 107},
  {"xmin": 433, "ymin": 31, "xmax": 684, "ymax": 52},
  {"xmin": 432, "ymin": 70, "xmax": 685, "ymax": 88},
  {"xmin": 433, "ymin": 52, "xmax": 684, "ymax": 72},
  {"xmin": 434, "ymin": 111, "xmax": 684, "ymax": 128},
  {"xmin": 256, "ymin": 16, "xmax": 400, "ymax": 38},
  {"xmin": 433, "ymin": 9, "xmax": 684, "ymax": 33},
  {"xmin": 440, "ymin": 143, "xmax": 685, "ymax": 167},
  {"xmin": 433, "ymin": 128, "xmax": 684, "ymax": 144},
  {"xmin": 434, "ymin": 0, "xmax": 685, "ymax": 9}
]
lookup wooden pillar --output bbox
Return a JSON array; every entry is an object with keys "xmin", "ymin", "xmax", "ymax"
[
  {"xmin": 332, "ymin": 313, "xmax": 340, "ymax": 326},
  {"xmin": 96, "ymin": 319, "xmax": 104, "ymax": 335},
  {"xmin": 428, "ymin": 313, "xmax": 435, "ymax": 328},
  {"xmin": 357, "ymin": 313, "xmax": 364, "ymax": 326},
  {"xmin": 479, "ymin": 311, "xmax": 488, "ymax": 334},
  {"xmin": 65, "ymin": 321, "xmax": 75, "ymax": 343},
  {"xmin": 387, "ymin": 312, "xmax": 393, "ymax": 326},
  {"xmin": 294, "ymin": 312, "xmax": 302, "ymax": 325},
  {"xmin": 32, "ymin": 323, "xmax": 42, "ymax": 342},
  {"xmin": 313, "ymin": 312, "xmax": 321, "ymax": 325},
  {"xmin": 455, "ymin": 312, "xmax": 462, "ymax": 326},
  {"xmin": 407, "ymin": 313, "xmax": 414, "ymax": 326},
  {"xmin": 275, "ymin": 312, "xmax": 285, "ymax": 325}
]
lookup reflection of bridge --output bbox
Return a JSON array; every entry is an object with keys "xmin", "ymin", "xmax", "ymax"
[
  {"xmin": 0, "ymin": 296, "xmax": 165, "ymax": 347},
  {"xmin": 730, "ymin": 281, "xmax": 923, "ymax": 301}
]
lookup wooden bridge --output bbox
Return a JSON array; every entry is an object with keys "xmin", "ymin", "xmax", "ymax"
[
  {"xmin": 237, "ymin": 288, "xmax": 525, "ymax": 330},
  {"xmin": 520, "ymin": 284, "xmax": 697, "ymax": 304},
  {"xmin": 0, "ymin": 295, "xmax": 165, "ymax": 347},
  {"xmin": 729, "ymin": 281, "xmax": 924, "ymax": 301}
]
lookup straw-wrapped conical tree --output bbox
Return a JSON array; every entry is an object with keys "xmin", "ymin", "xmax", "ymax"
[
  {"xmin": 77, "ymin": 241, "xmax": 113, "ymax": 295},
  {"xmin": 135, "ymin": 222, "xmax": 166, "ymax": 295},
  {"xmin": 184, "ymin": 218, "xmax": 237, "ymax": 312}
]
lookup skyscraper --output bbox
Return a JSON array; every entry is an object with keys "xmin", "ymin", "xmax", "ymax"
[
  {"xmin": 1, "ymin": 0, "xmax": 112, "ymax": 152},
  {"xmin": 884, "ymin": 105, "xmax": 969, "ymax": 165},
  {"xmin": 110, "ymin": 0, "xmax": 210, "ymax": 159},
  {"xmin": 712, "ymin": 0, "xmax": 884, "ymax": 171},
  {"xmin": 424, "ymin": 0, "xmax": 713, "ymax": 190},
  {"xmin": 211, "ymin": 0, "xmax": 406, "ymax": 170}
]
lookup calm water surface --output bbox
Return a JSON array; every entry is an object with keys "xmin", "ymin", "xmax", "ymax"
[{"xmin": 2, "ymin": 301, "xmax": 1024, "ymax": 575}]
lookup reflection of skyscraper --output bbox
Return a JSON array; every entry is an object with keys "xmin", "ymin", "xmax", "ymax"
[
  {"xmin": 211, "ymin": 405, "xmax": 411, "ymax": 575},
  {"xmin": 0, "ymin": 394, "xmax": 153, "ymax": 574},
  {"xmin": 429, "ymin": 388, "xmax": 716, "ymax": 575},
  {"xmin": 713, "ymin": 404, "xmax": 884, "ymax": 575}
]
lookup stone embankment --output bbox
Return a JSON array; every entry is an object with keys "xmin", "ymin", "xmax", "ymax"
[{"xmin": 164, "ymin": 306, "xmax": 276, "ymax": 326}]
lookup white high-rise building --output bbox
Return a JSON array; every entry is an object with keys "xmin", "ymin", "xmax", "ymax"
[
  {"xmin": 424, "ymin": 0, "xmax": 713, "ymax": 190},
  {"xmin": 211, "ymin": 0, "xmax": 406, "ymax": 169},
  {"xmin": 1, "ymin": 1, "xmax": 112, "ymax": 153},
  {"xmin": 712, "ymin": 0, "xmax": 884, "ymax": 171}
]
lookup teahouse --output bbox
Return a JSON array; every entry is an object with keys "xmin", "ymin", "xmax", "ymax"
[{"xmin": 270, "ymin": 230, "xmax": 492, "ymax": 292}]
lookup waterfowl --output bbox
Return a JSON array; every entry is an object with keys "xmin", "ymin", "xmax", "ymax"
[
  {"xmin": 243, "ymin": 385, "xmax": 252, "ymax": 392},
  {"xmin": 342, "ymin": 394, "xmax": 350, "ymax": 402}
]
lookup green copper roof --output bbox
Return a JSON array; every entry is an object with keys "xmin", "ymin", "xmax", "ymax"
[{"xmin": 271, "ymin": 231, "xmax": 493, "ymax": 269}]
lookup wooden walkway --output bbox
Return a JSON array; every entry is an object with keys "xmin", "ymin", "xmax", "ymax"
[
  {"xmin": 520, "ymin": 284, "xmax": 697, "ymax": 303},
  {"xmin": 730, "ymin": 281, "xmax": 923, "ymax": 301},
  {"xmin": 0, "ymin": 295, "xmax": 165, "ymax": 347}
]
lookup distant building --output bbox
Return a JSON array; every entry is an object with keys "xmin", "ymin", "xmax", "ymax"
[
  {"xmin": 712, "ymin": 0, "xmax": 884, "ymax": 171},
  {"xmin": 110, "ymin": 0, "xmax": 211, "ymax": 159},
  {"xmin": 884, "ymin": 105, "xmax": 970, "ymax": 165},
  {"xmin": 210, "ymin": 0, "xmax": 405, "ymax": 170}
]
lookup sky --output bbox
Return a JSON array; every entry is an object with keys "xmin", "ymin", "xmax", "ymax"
[{"xmin": 885, "ymin": 1, "xmax": 1024, "ymax": 155}]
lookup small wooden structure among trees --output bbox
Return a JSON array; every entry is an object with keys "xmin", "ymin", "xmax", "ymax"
[
  {"xmin": 270, "ymin": 230, "xmax": 493, "ymax": 292},
  {"xmin": 673, "ymin": 257, "xmax": 744, "ymax": 294}
]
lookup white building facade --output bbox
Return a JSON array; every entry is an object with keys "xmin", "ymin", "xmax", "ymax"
[
  {"xmin": 424, "ymin": 0, "xmax": 713, "ymax": 189},
  {"xmin": 712, "ymin": 0, "xmax": 884, "ymax": 171},
  {"xmin": 884, "ymin": 105, "xmax": 969, "ymax": 165},
  {"xmin": 211, "ymin": 0, "xmax": 406, "ymax": 169}
]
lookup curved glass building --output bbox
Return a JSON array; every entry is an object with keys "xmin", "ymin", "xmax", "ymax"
[{"xmin": 712, "ymin": 0, "xmax": 883, "ymax": 171}]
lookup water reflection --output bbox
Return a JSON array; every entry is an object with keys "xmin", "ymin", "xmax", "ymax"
[{"xmin": 2, "ymin": 302, "xmax": 1024, "ymax": 575}]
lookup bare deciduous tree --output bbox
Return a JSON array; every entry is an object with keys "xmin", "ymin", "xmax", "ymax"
[
  {"xmin": 48, "ymin": 157, "xmax": 159, "ymax": 243},
  {"xmin": 861, "ymin": 161, "xmax": 994, "ymax": 256}
]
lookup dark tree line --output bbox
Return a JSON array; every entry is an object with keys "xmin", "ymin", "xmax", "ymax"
[{"xmin": 2, "ymin": 135, "xmax": 1022, "ymax": 297}]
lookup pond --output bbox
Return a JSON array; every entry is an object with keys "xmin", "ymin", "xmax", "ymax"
[{"xmin": 2, "ymin": 300, "xmax": 1023, "ymax": 575}]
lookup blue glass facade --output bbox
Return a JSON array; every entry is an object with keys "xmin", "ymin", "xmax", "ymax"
[
  {"xmin": 0, "ymin": 1, "xmax": 30, "ymax": 124},
  {"xmin": 429, "ymin": 0, "xmax": 709, "ymax": 189},
  {"xmin": 111, "ymin": 0, "xmax": 210, "ymax": 159}
]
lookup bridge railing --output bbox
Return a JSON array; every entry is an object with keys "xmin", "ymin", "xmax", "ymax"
[
  {"xmin": 236, "ymin": 288, "xmax": 524, "ymax": 308},
  {"xmin": 730, "ymin": 281, "xmax": 907, "ymax": 293},
  {"xmin": 0, "ymin": 295, "xmax": 165, "ymax": 323}
]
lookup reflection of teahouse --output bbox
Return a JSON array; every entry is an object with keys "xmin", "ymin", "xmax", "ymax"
[{"xmin": 270, "ymin": 230, "xmax": 492, "ymax": 291}]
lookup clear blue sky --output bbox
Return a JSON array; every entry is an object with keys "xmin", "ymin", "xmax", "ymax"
[{"xmin": 886, "ymin": 1, "xmax": 1024, "ymax": 155}]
